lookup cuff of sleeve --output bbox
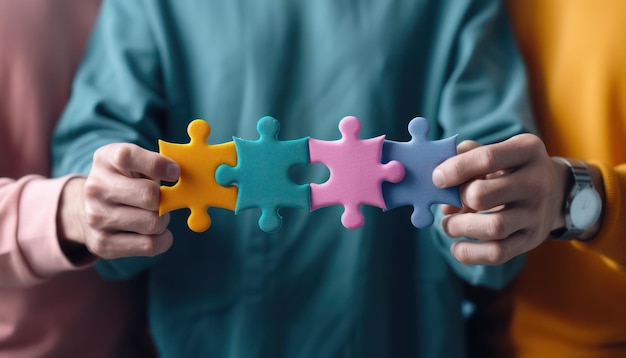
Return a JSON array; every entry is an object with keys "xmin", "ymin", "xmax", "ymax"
[
  {"xmin": 18, "ymin": 175, "xmax": 96, "ymax": 278},
  {"xmin": 571, "ymin": 160, "xmax": 626, "ymax": 269}
]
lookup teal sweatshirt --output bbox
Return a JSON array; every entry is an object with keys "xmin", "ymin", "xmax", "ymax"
[{"xmin": 53, "ymin": 0, "xmax": 534, "ymax": 357}]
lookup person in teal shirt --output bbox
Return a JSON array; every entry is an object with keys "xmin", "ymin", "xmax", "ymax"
[{"xmin": 52, "ymin": 0, "xmax": 534, "ymax": 356}]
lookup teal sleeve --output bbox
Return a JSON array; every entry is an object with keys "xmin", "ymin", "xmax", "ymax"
[
  {"xmin": 438, "ymin": 0, "xmax": 536, "ymax": 143},
  {"xmin": 52, "ymin": 0, "xmax": 165, "ymax": 279},
  {"xmin": 431, "ymin": 0, "xmax": 533, "ymax": 289}
]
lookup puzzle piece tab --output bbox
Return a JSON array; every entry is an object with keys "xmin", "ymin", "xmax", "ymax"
[
  {"xmin": 215, "ymin": 116, "xmax": 310, "ymax": 233},
  {"xmin": 309, "ymin": 116, "xmax": 405, "ymax": 229},
  {"xmin": 159, "ymin": 119, "xmax": 237, "ymax": 232},
  {"xmin": 382, "ymin": 117, "xmax": 461, "ymax": 228}
]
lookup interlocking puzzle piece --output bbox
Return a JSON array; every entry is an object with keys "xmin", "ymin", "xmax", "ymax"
[
  {"xmin": 215, "ymin": 116, "xmax": 310, "ymax": 233},
  {"xmin": 159, "ymin": 119, "xmax": 237, "ymax": 232},
  {"xmin": 309, "ymin": 116, "xmax": 405, "ymax": 229},
  {"xmin": 382, "ymin": 117, "xmax": 461, "ymax": 228}
]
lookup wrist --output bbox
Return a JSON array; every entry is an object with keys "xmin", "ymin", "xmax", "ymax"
[
  {"xmin": 550, "ymin": 158, "xmax": 570, "ymax": 231},
  {"xmin": 57, "ymin": 177, "xmax": 91, "ymax": 262}
]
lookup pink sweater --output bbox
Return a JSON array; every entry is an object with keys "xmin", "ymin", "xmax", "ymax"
[{"xmin": 0, "ymin": 1, "xmax": 150, "ymax": 356}]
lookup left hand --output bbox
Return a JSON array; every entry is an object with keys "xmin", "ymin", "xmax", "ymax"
[
  {"xmin": 432, "ymin": 133, "xmax": 569, "ymax": 265},
  {"xmin": 58, "ymin": 143, "xmax": 180, "ymax": 259}
]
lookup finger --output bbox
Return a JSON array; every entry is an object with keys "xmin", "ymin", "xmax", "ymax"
[
  {"xmin": 461, "ymin": 159, "xmax": 554, "ymax": 212},
  {"xmin": 440, "ymin": 204, "xmax": 463, "ymax": 215},
  {"xmin": 431, "ymin": 141, "xmax": 480, "ymax": 188},
  {"xmin": 440, "ymin": 204, "xmax": 474, "ymax": 216},
  {"xmin": 456, "ymin": 140, "xmax": 481, "ymax": 154},
  {"xmin": 460, "ymin": 174, "xmax": 527, "ymax": 211},
  {"xmin": 450, "ymin": 237, "xmax": 512, "ymax": 266},
  {"xmin": 96, "ymin": 143, "xmax": 180, "ymax": 182},
  {"xmin": 113, "ymin": 207, "xmax": 170, "ymax": 235},
  {"xmin": 441, "ymin": 207, "xmax": 530, "ymax": 241},
  {"xmin": 451, "ymin": 230, "xmax": 540, "ymax": 266},
  {"xmin": 433, "ymin": 133, "xmax": 543, "ymax": 188},
  {"xmin": 85, "ymin": 201, "xmax": 170, "ymax": 235},
  {"xmin": 88, "ymin": 230, "xmax": 174, "ymax": 259},
  {"xmin": 87, "ymin": 175, "xmax": 162, "ymax": 211},
  {"xmin": 484, "ymin": 169, "xmax": 510, "ymax": 180}
]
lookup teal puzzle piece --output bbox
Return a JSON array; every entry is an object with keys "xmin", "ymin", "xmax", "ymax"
[{"xmin": 215, "ymin": 116, "xmax": 310, "ymax": 233}]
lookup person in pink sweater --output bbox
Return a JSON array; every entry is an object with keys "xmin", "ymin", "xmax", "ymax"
[{"xmin": 0, "ymin": 1, "xmax": 154, "ymax": 356}]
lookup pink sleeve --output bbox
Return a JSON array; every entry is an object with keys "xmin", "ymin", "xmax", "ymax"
[{"xmin": 0, "ymin": 174, "xmax": 95, "ymax": 288}]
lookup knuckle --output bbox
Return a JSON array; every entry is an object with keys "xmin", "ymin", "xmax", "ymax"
[
  {"xmin": 139, "ymin": 239, "xmax": 157, "ymax": 256},
  {"xmin": 485, "ymin": 215, "xmax": 507, "ymax": 240},
  {"xmin": 140, "ymin": 234, "xmax": 172, "ymax": 257},
  {"xmin": 449, "ymin": 161, "xmax": 464, "ymax": 180},
  {"xmin": 484, "ymin": 244, "xmax": 507, "ymax": 265},
  {"xmin": 85, "ymin": 204, "xmax": 107, "ymax": 228},
  {"xmin": 89, "ymin": 233, "xmax": 110, "ymax": 256},
  {"xmin": 522, "ymin": 133, "xmax": 544, "ymax": 150},
  {"xmin": 146, "ymin": 155, "xmax": 161, "ymax": 177},
  {"xmin": 454, "ymin": 242, "xmax": 489, "ymax": 266},
  {"xmin": 110, "ymin": 144, "xmax": 134, "ymax": 168},
  {"xmin": 151, "ymin": 233, "xmax": 173, "ymax": 257},
  {"xmin": 83, "ymin": 179, "xmax": 104, "ymax": 200},
  {"xmin": 145, "ymin": 213, "xmax": 166, "ymax": 234},
  {"xmin": 518, "ymin": 134, "xmax": 548, "ymax": 158},
  {"xmin": 454, "ymin": 243, "xmax": 473, "ymax": 263},
  {"xmin": 92, "ymin": 146, "xmax": 108, "ymax": 164},
  {"xmin": 478, "ymin": 146, "xmax": 498, "ymax": 171},
  {"xmin": 464, "ymin": 184, "xmax": 490, "ymax": 210},
  {"xmin": 138, "ymin": 181, "xmax": 160, "ymax": 208}
]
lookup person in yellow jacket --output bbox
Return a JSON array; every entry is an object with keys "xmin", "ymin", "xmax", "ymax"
[{"xmin": 432, "ymin": 0, "xmax": 626, "ymax": 356}]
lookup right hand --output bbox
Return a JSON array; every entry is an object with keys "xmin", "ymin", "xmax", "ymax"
[
  {"xmin": 432, "ymin": 134, "xmax": 568, "ymax": 265},
  {"xmin": 65, "ymin": 143, "xmax": 181, "ymax": 259}
]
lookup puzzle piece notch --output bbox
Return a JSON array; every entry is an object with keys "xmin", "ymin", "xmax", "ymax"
[
  {"xmin": 159, "ymin": 119, "xmax": 238, "ymax": 232},
  {"xmin": 382, "ymin": 117, "xmax": 461, "ymax": 228},
  {"xmin": 309, "ymin": 116, "xmax": 405, "ymax": 229},
  {"xmin": 215, "ymin": 116, "xmax": 310, "ymax": 233}
]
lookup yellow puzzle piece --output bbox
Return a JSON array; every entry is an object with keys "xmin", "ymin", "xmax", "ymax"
[{"xmin": 159, "ymin": 119, "xmax": 237, "ymax": 232}]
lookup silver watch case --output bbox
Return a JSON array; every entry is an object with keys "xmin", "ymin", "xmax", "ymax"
[{"xmin": 551, "ymin": 157, "xmax": 602, "ymax": 240}]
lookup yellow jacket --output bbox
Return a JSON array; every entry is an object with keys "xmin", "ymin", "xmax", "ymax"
[{"xmin": 503, "ymin": 1, "xmax": 626, "ymax": 356}]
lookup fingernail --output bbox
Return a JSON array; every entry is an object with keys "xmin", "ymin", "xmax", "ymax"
[
  {"xmin": 440, "ymin": 214, "xmax": 449, "ymax": 232},
  {"xmin": 450, "ymin": 241, "xmax": 457, "ymax": 254},
  {"xmin": 167, "ymin": 163, "xmax": 180, "ymax": 181},
  {"xmin": 432, "ymin": 169, "xmax": 445, "ymax": 188}
]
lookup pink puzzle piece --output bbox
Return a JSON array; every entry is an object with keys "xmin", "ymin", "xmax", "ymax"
[{"xmin": 309, "ymin": 116, "xmax": 405, "ymax": 229}]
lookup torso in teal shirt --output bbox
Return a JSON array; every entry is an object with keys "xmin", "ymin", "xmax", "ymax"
[{"xmin": 53, "ymin": 0, "xmax": 533, "ymax": 356}]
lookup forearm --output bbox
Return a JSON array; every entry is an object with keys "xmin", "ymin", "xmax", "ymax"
[{"xmin": 0, "ymin": 175, "xmax": 94, "ymax": 288}]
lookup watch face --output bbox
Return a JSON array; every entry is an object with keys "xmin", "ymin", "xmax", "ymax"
[{"xmin": 570, "ymin": 187, "xmax": 602, "ymax": 230}]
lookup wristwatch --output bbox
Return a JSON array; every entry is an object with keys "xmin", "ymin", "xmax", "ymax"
[{"xmin": 550, "ymin": 157, "xmax": 602, "ymax": 240}]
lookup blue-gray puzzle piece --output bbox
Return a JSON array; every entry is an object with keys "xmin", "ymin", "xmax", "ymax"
[{"xmin": 382, "ymin": 117, "xmax": 461, "ymax": 228}]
